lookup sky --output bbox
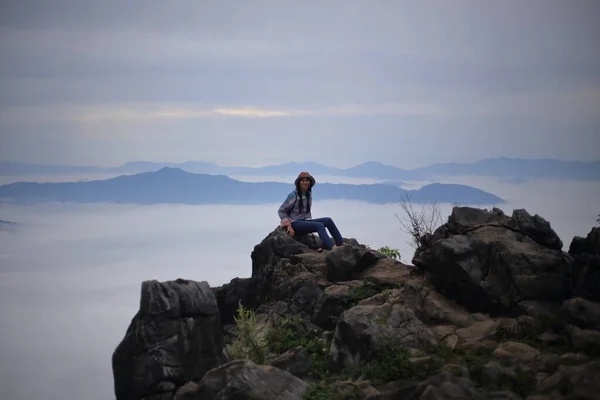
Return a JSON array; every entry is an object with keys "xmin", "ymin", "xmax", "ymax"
[{"xmin": 1, "ymin": 0, "xmax": 599, "ymax": 168}]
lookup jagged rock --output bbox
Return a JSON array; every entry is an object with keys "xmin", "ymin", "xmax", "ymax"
[
  {"xmin": 430, "ymin": 325, "xmax": 459, "ymax": 350},
  {"xmin": 213, "ymin": 277, "xmax": 262, "ymax": 325},
  {"xmin": 536, "ymin": 360, "xmax": 600, "ymax": 400},
  {"xmin": 173, "ymin": 382, "xmax": 199, "ymax": 400},
  {"xmin": 330, "ymin": 303, "xmax": 437, "ymax": 369},
  {"xmin": 488, "ymin": 391, "xmax": 523, "ymax": 400},
  {"xmin": 516, "ymin": 300, "xmax": 562, "ymax": 320},
  {"xmin": 193, "ymin": 360, "xmax": 308, "ymax": 400},
  {"xmin": 565, "ymin": 324, "xmax": 600, "ymax": 353},
  {"xmin": 332, "ymin": 380, "xmax": 379, "ymax": 398},
  {"xmin": 413, "ymin": 207, "xmax": 571, "ymax": 315},
  {"xmin": 446, "ymin": 207, "xmax": 563, "ymax": 250},
  {"xmin": 568, "ymin": 227, "xmax": 600, "ymax": 301},
  {"xmin": 270, "ymin": 346, "xmax": 311, "ymax": 379},
  {"xmin": 402, "ymin": 277, "xmax": 472, "ymax": 327},
  {"xmin": 112, "ymin": 279, "xmax": 227, "ymax": 400},
  {"xmin": 455, "ymin": 318, "xmax": 498, "ymax": 350},
  {"xmin": 251, "ymin": 228, "xmax": 314, "ymax": 278},
  {"xmin": 493, "ymin": 342, "xmax": 541, "ymax": 364},
  {"xmin": 561, "ymin": 297, "xmax": 600, "ymax": 331},
  {"xmin": 324, "ymin": 244, "xmax": 382, "ymax": 282},
  {"xmin": 481, "ymin": 361, "xmax": 516, "ymax": 386},
  {"xmin": 312, "ymin": 281, "xmax": 362, "ymax": 329},
  {"xmin": 360, "ymin": 257, "xmax": 414, "ymax": 286},
  {"xmin": 406, "ymin": 371, "xmax": 488, "ymax": 399}
]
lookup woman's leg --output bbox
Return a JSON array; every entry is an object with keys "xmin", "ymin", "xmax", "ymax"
[
  {"xmin": 291, "ymin": 220, "xmax": 335, "ymax": 250},
  {"xmin": 311, "ymin": 217, "xmax": 344, "ymax": 246}
]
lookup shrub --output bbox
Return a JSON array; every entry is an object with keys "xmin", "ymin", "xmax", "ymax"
[
  {"xmin": 267, "ymin": 314, "xmax": 331, "ymax": 380},
  {"xmin": 377, "ymin": 246, "xmax": 401, "ymax": 261},
  {"xmin": 364, "ymin": 342, "xmax": 443, "ymax": 384},
  {"xmin": 227, "ymin": 302, "xmax": 268, "ymax": 365}
]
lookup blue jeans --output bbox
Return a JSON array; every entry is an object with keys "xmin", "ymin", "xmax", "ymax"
[{"xmin": 291, "ymin": 217, "xmax": 344, "ymax": 250}]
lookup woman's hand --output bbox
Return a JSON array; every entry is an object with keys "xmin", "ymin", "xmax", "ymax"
[{"xmin": 287, "ymin": 225, "xmax": 295, "ymax": 236}]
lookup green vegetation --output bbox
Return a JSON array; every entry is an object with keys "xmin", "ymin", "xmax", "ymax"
[
  {"xmin": 377, "ymin": 246, "xmax": 401, "ymax": 261},
  {"xmin": 302, "ymin": 382, "xmax": 363, "ymax": 400},
  {"xmin": 227, "ymin": 302, "xmax": 268, "ymax": 365},
  {"xmin": 265, "ymin": 314, "xmax": 331, "ymax": 380},
  {"xmin": 345, "ymin": 285, "xmax": 380, "ymax": 307},
  {"xmin": 345, "ymin": 283, "xmax": 396, "ymax": 307},
  {"xmin": 302, "ymin": 383, "xmax": 335, "ymax": 400},
  {"xmin": 363, "ymin": 342, "xmax": 443, "ymax": 385}
]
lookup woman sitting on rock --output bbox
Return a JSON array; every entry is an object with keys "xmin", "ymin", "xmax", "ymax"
[{"xmin": 278, "ymin": 171, "xmax": 345, "ymax": 250}]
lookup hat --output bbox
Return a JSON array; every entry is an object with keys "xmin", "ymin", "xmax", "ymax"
[{"xmin": 295, "ymin": 171, "xmax": 316, "ymax": 187}]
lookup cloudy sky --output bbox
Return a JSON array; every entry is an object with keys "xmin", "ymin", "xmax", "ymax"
[{"xmin": 1, "ymin": 0, "xmax": 599, "ymax": 168}]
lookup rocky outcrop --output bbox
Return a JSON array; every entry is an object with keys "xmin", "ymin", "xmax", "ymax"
[
  {"xmin": 568, "ymin": 227, "xmax": 600, "ymax": 301},
  {"xmin": 112, "ymin": 210, "xmax": 600, "ymax": 400},
  {"xmin": 193, "ymin": 360, "xmax": 308, "ymax": 400},
  {"xmin": 413, "ymin": 207, "xmax": 571, "ymax": 315},
  {"xmin": 112, "ymin": 279, "xmax": 227, "ymax": 400},
  {"xmin": 331, "ymin": 303, "xmax": 437, "ymax": 369}
]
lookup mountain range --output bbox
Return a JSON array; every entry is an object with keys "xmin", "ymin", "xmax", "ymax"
[
  {"xmin": 1, "ymin": 158, "xmax": 599, "ymax": 181},
  {"xmin": 0, "ymin": 167, "xmax": 503, "ymax": 206}
]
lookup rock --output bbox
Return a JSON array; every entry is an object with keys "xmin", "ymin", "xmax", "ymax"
[
  {"xmin": 332, "ymin": 380, "xmax": 378, "ymax": 399},
  {"xmin": 568, "ymin": 227, "xmax": 600, "ymax": 301},
  {"xmin": 112, "ymin": 279, "xmax": 227, "ymax": 400},
  {"xmin": 194, "ymin": 360, "xmax": 308, "ymax": 400},
  {"xmin": 455, "ymin": 319, "xmax": 497, "ymax": 350},
  {"xmin": 213, "ymin": 277, "xmax": 262, "ymax": 325},
  {"xmin": 446, "ymin": 207, "xmax": 562, "ymax": 250},
  {"xmin": 430, "ymin": 325, "xmax": 459, "ymax": 350},
  {"xmin": 402, "ymin": 278, "xmax": 472, "ymax": 327},
  {"xmin": 330, "ymin": 303, "xmax": 437, "ymax": 369},
  {"xmin": 559, "ymin": 352, "xmax": 590, "ymax": 365},
  {"xmin": 488, "ymin": 391, "xmax": 523, "ymax": 400},
  {"xmin": 536, "ymin": 360, "xmax": 600, "ymax": 400},
  {"xmin": 173, "ymin": 382, "xmax": 199, "ymax": 400},
  {"xmin": 324, "ymin": 244, "xmax": 379, "ymax": 282},
  {"xmin": 493, "ymin": 342, "xmax": 541, "ymax": 364},
  {"xmin": 481, "ymin": 361, "xmax": 516, "ymax": 386},
  {"xmin": 406, "ymin": 371, "xmax": 488, "ymax": 399},
  {"xmin": 560, "ymin": 297, "xmax": 600, "ymax": 331},
  {"xmin": 517, "ymin": 300, "xmax": 562, "ymax": 320},
  {"xmin": 360, "ymin": 257, "xmax": 414, "ymax": 286},
  {"xmin": 251, "ymin": 228, "xmax": 314, "ymax": 278},
  {"xmin": 269, "ymin": 346, "xmax": 311, "ymax": 379},
  {"xmin": 312, "ymin": 282, "xmax": 358, "ymax": 329},
  {"xmin": 413, "ymin": 207, "xmax": 571, "ymax": 315},
  {"xmin": 565, "ymin": 324, "xmax": 600, "ymax": 353}
]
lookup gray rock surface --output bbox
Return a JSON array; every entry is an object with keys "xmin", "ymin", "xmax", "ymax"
[
  {"xmin": 112, "ymin": 279, "xmax": 227, "ymax": 400},
  {"xmin": 413, "ymin": 207, "xmax": 571, "ymax": 314},
  {"xmin": 193, "ymin": 360, "xmax": 308, "ymax": 400}
]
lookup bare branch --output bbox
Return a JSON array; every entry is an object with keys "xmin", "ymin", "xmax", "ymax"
[{"xmin": 394, "ymin": 193, "xmax": 443, "ymax": 249}]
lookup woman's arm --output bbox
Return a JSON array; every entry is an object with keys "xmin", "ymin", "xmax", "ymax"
[{"xmin": 278, "ymin": 192, "xmax": 297, "ymax": 227}]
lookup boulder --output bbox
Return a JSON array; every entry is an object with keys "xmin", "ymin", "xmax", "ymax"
[
  {"xmin": 269, "ymin": 346, "xmax": 311, "ymax": 379},
  {"xmin": 112, "ymin": 279, "xmax": 227, "ymax": 400},
  {"xmin": 560, "ymin": 297, "xmax": 600, "ymax": 331},
  {"xmin": 330, "ymin": 303, "xmax": 437, "ymax": 369},
  {"xmin": 213, "ymin": 277, "xmax": 262, "ymax": 325},
  {"xmin": 413, "ymin": 207, "xmax": 571, "ymax": 315},
  {"xmin": 405, "ymin": 372, "xmax": 488, "ymax": 399},
  {"xmin": 536, "ymin": 360, "xmax": 600, "ymax": 400},
  {"xmin": 312, "ymin": 281, "xmax": 362, "ymax": 330},
  {"xmin": 324, "ymin": 244, "xmax": 383, "ymax": 283},
  {"xmin": 568, "ymin": 227, "xmax": 600, "ymax": 301},
  {"xmin": 193, "ymin": 360, "xmax": 308, "ymax": 400}
]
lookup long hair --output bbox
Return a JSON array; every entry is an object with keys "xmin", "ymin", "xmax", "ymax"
[{"xmin": 295, "ymin": 183, "xmax": 312, "ymax": 214}]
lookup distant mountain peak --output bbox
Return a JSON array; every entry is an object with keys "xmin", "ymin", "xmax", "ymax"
[{"xmin": 156, "ymin": 166, "xmax": 188, "ymax": 174}]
